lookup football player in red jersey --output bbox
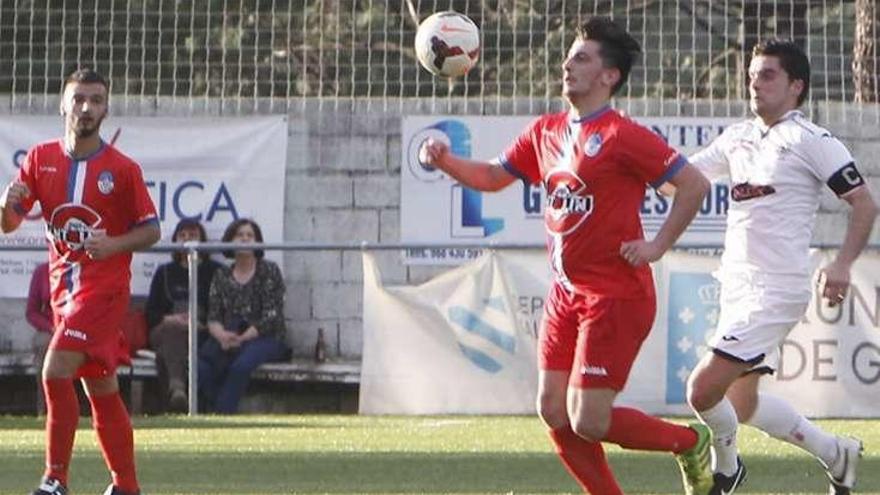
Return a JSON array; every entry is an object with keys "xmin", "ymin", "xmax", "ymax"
[
  {"xmin": 1, "ymin": 68, "xmax": 160, "ymax": 495},
  {"xmin": 420, "ymin": 17, "xmax": 713, "ymax": 495}
]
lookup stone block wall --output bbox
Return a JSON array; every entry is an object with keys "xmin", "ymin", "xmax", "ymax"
[{"xmin": 1, "ymin": 97, "xmax": 878, "ymax": 361}]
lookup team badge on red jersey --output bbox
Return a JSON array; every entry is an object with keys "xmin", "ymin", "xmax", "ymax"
[
  {"xmin": 97, "ymin": 170, "xmax": 115, "ymax": 194},
  {"xmin": 544, "ymin": 170, "xmax": 594, "ymax": 235},
  {"xmin": 585, "ymin": 132, "xmax": 603, "ymax": 157}
]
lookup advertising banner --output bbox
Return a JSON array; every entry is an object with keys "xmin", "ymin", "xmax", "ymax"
[
  {"xmin": 361, "ymin": 250, "xmax": 880, "ymax": 417},
  {"xmin": 401, "ymin": 116, "xmax": 739, "ymax": 264},
  {"xmin": 0, "ymin": 116, "xmax": 288, "ymax": 296}
]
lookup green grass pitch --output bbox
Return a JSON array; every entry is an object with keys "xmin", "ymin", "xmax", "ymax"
[{"xmin": 0, "ymin": 415, "xmax": 876, "ymax": 494}]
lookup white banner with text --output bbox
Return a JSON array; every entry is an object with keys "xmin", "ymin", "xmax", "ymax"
[
  {"xmin": 360, "ymin": 250, "xmax": 880, "ymax": 417},
  {"xmin": 400, "ymin": 116, "xmax": 739, "ymax": 264},
  {"xmin": 0, "ymin": 116, "xmax": 288, "ymax": 296}
]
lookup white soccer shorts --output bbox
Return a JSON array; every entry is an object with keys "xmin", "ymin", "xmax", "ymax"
[{"xmin": 709, "ymin": 274, "xmax": 810, "ymax": 373}]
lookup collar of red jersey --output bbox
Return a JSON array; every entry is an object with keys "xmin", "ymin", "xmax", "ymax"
[
  {"xmin": 62, "ymin": 139, "xmax": 108, "ymax": 162},
  {"xmin": 570, "ymin": 105, "xmax": 613, "ymax": 124}
]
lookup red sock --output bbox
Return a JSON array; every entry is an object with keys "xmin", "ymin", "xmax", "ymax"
[
  {"xmin": 603, "ymin": 407, "xmax": 697, "ymax": 453},
  {"xmin": 549, "ymin": 426, "xmax": 623, "ymax": 495},
  {"xmin": 43, "ymin": 378, "xmax": 80, "ymax": 485},
  {"xmin": 88, "ymin": 392, "xmax": 139, "ymax": 494}
]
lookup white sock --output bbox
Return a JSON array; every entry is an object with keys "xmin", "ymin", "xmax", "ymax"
[
  {"xmin": 696, "ymin": 398, "xmax": 739, "ymax": 475},
  {"xmin": 747, "ymin": 393, "xmax": 837, "ymax": 467}
]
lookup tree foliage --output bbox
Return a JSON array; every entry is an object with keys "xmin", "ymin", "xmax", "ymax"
[{"xmin": 0, "ymin": 0, "xmax": 865, "ymax": 105}]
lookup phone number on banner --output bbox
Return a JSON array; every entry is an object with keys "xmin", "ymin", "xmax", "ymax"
[{"xmin": 405, "ymin": 247, "xmax": 485, "ymax": 265}]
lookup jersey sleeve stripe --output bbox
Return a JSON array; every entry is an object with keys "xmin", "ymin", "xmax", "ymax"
[
  {"xmin": 649, "ymin": 154, "xmax": 688, "ymax": 189},
  {"xmin": 497, "ymin": 154, "xmax": 531, "ymax": 183},
  {"xmin": 132, "ymin": 216, "xmax": 160, "ymax": 229}
]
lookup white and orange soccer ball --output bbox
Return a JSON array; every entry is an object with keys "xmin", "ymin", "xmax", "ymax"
[{"xmin": 414, "ymin": 11, "xmax": 480, "ymax": 78}]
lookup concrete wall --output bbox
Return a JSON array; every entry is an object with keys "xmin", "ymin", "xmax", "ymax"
[{"xmin": 2, "ymin": 97, "xmax": 878, "ymax": 360}]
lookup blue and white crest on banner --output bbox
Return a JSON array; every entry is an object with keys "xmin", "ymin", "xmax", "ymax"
[
  {"xmin": 447, "ymin": 296, "xmax": 516, "ymax": 373},
  {"xmin": 665, "ymin": 272, "xmax": 720, "ymax": 404},
  {"xmin": 441, "ymin": 256, "xmax": 519, "ymax": 374},
  {"xmin": 585, "ymin": 132, "xmax": 603, "ymax": 157}
]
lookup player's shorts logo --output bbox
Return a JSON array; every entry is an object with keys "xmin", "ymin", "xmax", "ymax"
[
  {"xmin": 62, "ymin": 328, "xmax": 88, "ymax": 341},
  {"xmin": 47, "ymin": 203, "xmax": 104, "ymax": 258},
  {"xmin": 580, "ymin": 365, "xmax": 608, "ymax": 376},
  {"xmin": 544, "ymin": 170, "xmax": 593, "ymax": 235},
  {"xmin": 97, "ymin": 170, "xmax": 115, "ymax": 195}
]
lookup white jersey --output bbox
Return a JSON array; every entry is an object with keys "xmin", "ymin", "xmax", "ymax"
[{"xmin": 691, "ymin": 110, "xmax": 855, "ymax": 282}]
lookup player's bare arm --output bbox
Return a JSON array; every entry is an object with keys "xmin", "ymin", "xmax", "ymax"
[
  {"xmin": 818, "ymin": 185, "xmax": 878, "ymax": 307},
  {"xmin": 0, "ymin": 180, "xmax": 30, "ymax": 233},
  {"xmin": 83, "ymin": 222, "xmax": 160, "ymax": 260},
  {"xmin": 620, "ymin": 163, "xmax": 709, "ymax": 266},
  {"xmin": 418, "ymin": 138, "xmax": 517, "ymax": 192}
]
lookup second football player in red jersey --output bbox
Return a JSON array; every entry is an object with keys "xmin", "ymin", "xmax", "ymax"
[
  {"xmin": 420, "ymin": 17, "xmax": 714, "ymax": 495},
  {"xmin": 1, "ymin": 68, "xmax": 160, "ymax": 495}
]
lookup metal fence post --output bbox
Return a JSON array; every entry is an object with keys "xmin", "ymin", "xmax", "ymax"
[{"xmin": 186, "ymin": 244, "xmax": 200, "ymax": 416}]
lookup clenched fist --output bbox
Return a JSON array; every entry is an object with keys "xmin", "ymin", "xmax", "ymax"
[
  {"xmin": 0, "ymin": 180, "xmax": 30, "ymax": 209},
  {"xmin": 418, "ymin": 138, "xmax": 450, "ymax": 167}
]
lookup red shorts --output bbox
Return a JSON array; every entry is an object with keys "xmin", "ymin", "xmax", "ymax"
[
  {"xmin": 50, "ymin": 292, "xmax": 131, "ymax": 378},
  {"xmin": 539, "ymin": 282, "xmax": 656, "ymax": 390}
]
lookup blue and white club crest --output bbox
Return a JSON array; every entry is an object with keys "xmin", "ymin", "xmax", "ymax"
[
  {"xmin": 97, "ymin": 171, "xmax": 114, "ymax": 194},
  {"xmin": 585, "ymin": 132, "xmax": 603, "ymax": 157}
]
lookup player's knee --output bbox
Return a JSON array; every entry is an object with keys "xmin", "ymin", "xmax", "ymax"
[
  {"xmin": 536, "ymin": 393, "xmax": 568, "ymax": 429},
  {"xmin": 41, "ymin": 357, "xmax": 77, "ymax": 380},
  {"xmin": 686, "ymin": 372, "xmax": 722, "ymax": 412},
  {"xmin": 82, "ymin": 376, "xmax": 119, "ymax": 397},
  {"xmin": 571, "ymin": 415, "xmax": 608, "ymax": 443},
  {"xmin": 41, "ymin": 366, "xmax": 70, "ymax": 381}
]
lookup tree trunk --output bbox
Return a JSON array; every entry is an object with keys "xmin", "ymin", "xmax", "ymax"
[{"xmin": 854, "ymin": 0, "xmax": 878, "ymax": 103}]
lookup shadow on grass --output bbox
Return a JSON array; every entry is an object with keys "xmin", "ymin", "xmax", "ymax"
[
  {"xmin": 3, "ymin": 450, "xmax": 878, "ymax": 494},
  {"xmin": 133, "ymin": 416, "xmax": 357, "ymax": 430},
  {"xmin": 0, "ymin": 415, "xmax": 364, "ymax": 431}
]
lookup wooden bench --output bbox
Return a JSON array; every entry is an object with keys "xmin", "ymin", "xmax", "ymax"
[{"xmin": 0, "ymin": 351, "xmax": 361, "ymax": 414}]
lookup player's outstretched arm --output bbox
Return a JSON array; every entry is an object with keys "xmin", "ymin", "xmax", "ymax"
[{"xmin": 418, "ymin": 138, "xmax": 517, "ymax": 192}]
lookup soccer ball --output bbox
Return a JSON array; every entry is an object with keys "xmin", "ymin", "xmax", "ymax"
[{"xmin": 414, "ymin": 11, "xmax": 480, "ymax": 78}]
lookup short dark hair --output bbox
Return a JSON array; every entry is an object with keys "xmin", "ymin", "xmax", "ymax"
[
  {"xmin": 752, "ymin": 39, "xmax": 810, "ymax": 106},
  {"xmin": 576, "ymin": 17, "xmax": 641, "ymax": 95},
  {"xmin": 62, "ymin": 67, "xmax": 110, "ymax": 93},
  {"xmin": 171, "ymin": 218, "xmax": 209, "ymax": 264},
  {"xmin": 221, "ymin": 218, "xmax": 264, "ymax": 259}
]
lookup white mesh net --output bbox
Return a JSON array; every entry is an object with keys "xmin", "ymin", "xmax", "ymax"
[{"xmin": 0, "ymin": 0, "xmax": 877, "ymax": 122}]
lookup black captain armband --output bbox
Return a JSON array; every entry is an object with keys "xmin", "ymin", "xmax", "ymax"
[{"xmin": 827, "ymin": 162, "xmax": 865, "ymax": 196}]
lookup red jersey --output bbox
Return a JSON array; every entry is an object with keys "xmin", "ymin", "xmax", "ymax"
[
  {"xmin": 499, "ymin": 107, "xmax": 685, "ymax": 297},
  {"xmin": 16, "ymin": 140, "xmax": 158, "ymax": 330}
]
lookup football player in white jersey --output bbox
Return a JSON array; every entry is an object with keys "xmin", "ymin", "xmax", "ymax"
[{"xmin": 685, "ymin": 39, "xmax": 878, "ymax": 495}]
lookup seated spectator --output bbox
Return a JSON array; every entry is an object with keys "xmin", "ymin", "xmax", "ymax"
[
  {"xmin": 26, "ymin": 261, "xmax": 52, "ymax": 415},
  {"xmin": 145, "ymin": 218, "xmax": 222, "ymax": 412},
  {"xmin": 198, "ymin": 218, "xmax": 288, "ymax": 413}
]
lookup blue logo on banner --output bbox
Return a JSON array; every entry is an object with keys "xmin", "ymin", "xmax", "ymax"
[
  {"xmin": 409, "ymin": 120, "xmax": 504, "ymax": 237},
  {"xmin": 447, "ymin": 296, "xmax": 515, "ymax": 373},
  {"xmin": 666, "ymin": 272, "xmax": 721, "ymax": 404}
]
